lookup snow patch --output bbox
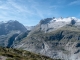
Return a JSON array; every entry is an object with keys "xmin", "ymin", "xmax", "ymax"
[{"xmin": 52, "ymin": 17, "xmax": 78, "ymax": 22}]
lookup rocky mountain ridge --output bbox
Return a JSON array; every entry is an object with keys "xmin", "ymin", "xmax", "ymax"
[
  {"xmin": 13, "ymin": 17, "xmax": 80, "ymax": 60},
  {"xmin": 0, "ymin": 17, "xmax": 80, "ymax": 60},
  {"xmin": 38, "ymin": 17, "xmax": 80, "ymax": 32}
]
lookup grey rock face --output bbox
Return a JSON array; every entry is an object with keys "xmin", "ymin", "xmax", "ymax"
[
  {"xmin": 13, "ymin": 17, "xmax": 80, "ymax": 60},
  {"xmin": 14, "ymin": 25, "xmax": 80, "ymax": 60}
]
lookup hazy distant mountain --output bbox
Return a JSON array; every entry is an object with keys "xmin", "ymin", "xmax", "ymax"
[
  {"xmin": 26, "ymin": 26, "xmax": 35, "ymax": 30},
  {"xmin": 0, "ymin": 20, "xmax": 27, "ymax": 47},
  {"xmin": 0, "ymin": 20, "xmax": 27, "ymax": 35}
]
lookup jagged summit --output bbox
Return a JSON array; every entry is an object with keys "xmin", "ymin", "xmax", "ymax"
[
  {"xmin": 0, "ymin": 20, "xmax": 20, "ymax": 24},
  {"xmin": 40, "ymin": 17, "xmax": 79, "ymax": 24},
  {"xmin": 40, "ymin": 18, "xmax": 53, "ymax": 24},
  {"xmin": 0, "ymin": 20, "xmax": 27, "ymax": 35},
  {"xmin": 37, "ymin": 17, "xmax": 80, "ymax": 32},
  {"xmin": 53, "ymin": 17, "xmax": 78, "ymax": 22}
]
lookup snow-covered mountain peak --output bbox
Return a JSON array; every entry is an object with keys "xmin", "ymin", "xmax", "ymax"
[
  {"xmin": 0, "ymin": 21, "xmax": 7, "ymax": 24},
  {"xmin": 52, "ymin": 17, "xmax": 78, "ymax": 22},
  {"xmin": 39, "ymin": 17, "xmax": 80, "ymax": 32},
  {"xmin": 40, "ymin": 17, "xmax": 80, "ymax": 25},
  {"xmin": 0, "ymin": 20, "xmax": 17, "ymax": 24},
  {"xmin": 7, "ymin": 20, "xmax": 16, "ymax": 23}
]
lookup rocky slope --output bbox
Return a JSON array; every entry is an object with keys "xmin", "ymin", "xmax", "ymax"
[{"xmin": 13, "ymin": 17, "xmax": 80, "ymax": 60}]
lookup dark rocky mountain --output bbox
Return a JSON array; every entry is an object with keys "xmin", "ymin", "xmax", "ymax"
[
  {"xmin": 0, "ymin": 20, "xmax": 27, "ymax": 47},
  {"xmin": 0, "ymin": 20, "xmax": 27, "ymax": 35}
]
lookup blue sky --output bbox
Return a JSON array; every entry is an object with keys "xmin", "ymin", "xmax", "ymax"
[{"xmin": 0, "ymin": 0, "xmax": 80, "ymax": 26}]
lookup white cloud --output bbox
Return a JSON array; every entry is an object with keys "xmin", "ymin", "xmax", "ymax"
[
  {"xmin": 0, "ymin": 5, "xmax": 8, "ymax": 10},
  {"xmin": 33, "ymin": 6, "xmax": 44, "ymax": 18},
  {"xmin": 0, "ymin": 0, "xmax": 61, "ymax": 18},
  {"xmin": 0, "ymin": 0, "xmax": 62, "ymax": 25},
  {"xmin": 69, "ymin": 0, "xmax": 80, "ymax": 5},
  {"xmin": 0, "ymin": 0, "xmax": 36, "ymax": 18},
  {"xmin": 7, "ymin": 0, "xmax": 35, "ymax": 15}
]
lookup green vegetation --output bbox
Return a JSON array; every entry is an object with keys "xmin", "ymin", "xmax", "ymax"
[{"xmin": 0, "ymin": 47, "xmax": 61, "ymax": 60}]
